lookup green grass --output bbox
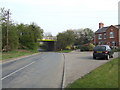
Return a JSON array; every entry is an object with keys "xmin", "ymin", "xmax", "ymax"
[
  {"xmin": 67, "ymin": 58, "xmax": 119, "ymax": 88},
  {"xmin": 1, "ymin": 49, "xmax": 39, "ymax": 61},
  {"xmin": 57, "ymin": 50, "xmax": 73, "ymax": 53}
]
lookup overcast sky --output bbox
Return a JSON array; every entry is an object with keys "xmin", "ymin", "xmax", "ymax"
[{"xmin": 1, "ymin": 0, "xmax": 119, "ymax": 36}]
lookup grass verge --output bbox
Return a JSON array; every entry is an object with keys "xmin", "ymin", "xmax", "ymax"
[
  {"xmin": 1, "ymin": 49, "xmax": 39, "ymax": 61},
  {"xmin": 57, "ymin": 50, "xmax": 73, "ymax": 53},
  {"xmin": 67, "ymin": 58, "xmax": 119, "ymax": 88}
]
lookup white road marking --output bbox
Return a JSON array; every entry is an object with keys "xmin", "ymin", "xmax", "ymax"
[{"xmin": 1, "ymin": 61, "xmax": 36, "ymax": 80}]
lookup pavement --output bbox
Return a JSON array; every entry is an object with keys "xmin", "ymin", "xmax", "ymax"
[
  {"xmin": 63, "ymin": 50, "xmax": 119, "ymax": 87},
  {"xmin": 1, "ymin": 51, "xmax": 119, "ymax": 88}
]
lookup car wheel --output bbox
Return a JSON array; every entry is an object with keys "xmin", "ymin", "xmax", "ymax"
[
  {"xmin": 110, "ymin": 55, "xmax": 113, "ymax": 58},
  {"xmin": 106, "ymin": 55, "xmax": 110, "ymax": 60}
]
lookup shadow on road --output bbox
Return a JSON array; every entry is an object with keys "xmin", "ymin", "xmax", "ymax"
[{"xmin": 76, "ymin": 56, "xmax": 108, "ymax": 61}]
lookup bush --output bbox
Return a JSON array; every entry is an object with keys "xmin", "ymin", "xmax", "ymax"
[
  {"xmin": 80, "ymin": 46, "xmax": 89, "ymax": 51},
  {"xmin": 88, "ymin": 43, "xmax": 95, "ymax": 51},
  {"xmin": 75, "ymin": 45, "xmax": 82, "ymax": 49},
  {"xmin": 113, "ymin": 46, "xmax": 120, "ymax": 52},
  {"xmin": 66, "ymin": 46, "xmax": 71, "ymax": 50},
  {"xmin": 117, "ymin": 46, "xmax": 120, "ymax": 51},
  {"xmin": 80, "ymin": 43, "xmax": 95, "ymax": 51}
]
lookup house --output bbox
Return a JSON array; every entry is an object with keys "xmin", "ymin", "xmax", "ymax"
[{"xmin": 94, "ymin": 23, "xmax": 120, "ymax": 47}]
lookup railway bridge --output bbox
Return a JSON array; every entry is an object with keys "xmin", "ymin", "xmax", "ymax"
[{"xmin": 38, "ymin": 36, "xmax": 57, "ymax": 51}]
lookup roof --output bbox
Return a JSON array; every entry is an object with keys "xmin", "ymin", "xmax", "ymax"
[
  {"xmin": 95, "ymin": 25, "xmax": 120, "ymax": 33},
  {"xmin": 114, "ymin": 25, "xmax": 120, "ymax": 29}
]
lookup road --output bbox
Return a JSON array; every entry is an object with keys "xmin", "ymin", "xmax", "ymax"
[
  {"xmin": 2, "ymin": 52, "xmax": 64, "ymax": 88},
  {"xmin": 2, "ymin": 51, "xmax": 119, "ymax": 88}
]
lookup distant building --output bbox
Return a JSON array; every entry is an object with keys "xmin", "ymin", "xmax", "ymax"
[{"xmin": 94, "ymin": 23, "xmax": 120, "ymax": 47}]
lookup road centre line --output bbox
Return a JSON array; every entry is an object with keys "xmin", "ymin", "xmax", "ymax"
[{"xmin": 1, "ymin": 61, "xmax": 36, "ymax": 80}]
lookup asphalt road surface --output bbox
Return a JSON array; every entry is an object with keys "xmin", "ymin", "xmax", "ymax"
[
  {"xmin": 2, "ymin": 51, "xmax": 119, "ymax": 88},
  {"xmin": 2, "ymin": 52, "xmax": 64, "ymax": 88},
  {"xmin": 64, "ymin": 51, "xmax": 119, "ymax": 87}
]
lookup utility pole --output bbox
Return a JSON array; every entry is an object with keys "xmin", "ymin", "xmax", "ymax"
[
  {"xmin": 6, "ymin": 9, "xmax": 10, "ymax": 51},
  {"xmin": 0, "ymin": 8, "xmax": 11, "ymax": 51}
]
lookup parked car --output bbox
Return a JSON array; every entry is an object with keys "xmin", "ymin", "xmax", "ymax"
[{"xmin": 93, "ymin": 45, "xmax": 114, "ymax": 60}]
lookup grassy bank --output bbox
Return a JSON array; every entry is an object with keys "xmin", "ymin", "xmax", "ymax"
[
  {"xmin": 67, "ymin": 58, "xmax": 119, "ymax": 88},
  {"xmin": 2, "ymin": 49, "xmax": 39, "ymax": 61}
]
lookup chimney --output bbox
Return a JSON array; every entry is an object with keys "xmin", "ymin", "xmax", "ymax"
[{"xmin": 99, "ymin": 23, "xmax": 104, "ymax": 29}]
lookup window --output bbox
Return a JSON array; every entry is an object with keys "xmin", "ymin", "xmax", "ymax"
[
  {"xmin": 106, "ymin": 46, "xmax": 111, "ymax": 50},
  {"xmin": 98, "ymin": 41, "xmax": 103, "ymax": 45},
  {"xmin": 109, "ymin": 32, "xmax": 114, "ymax": 38},
  {"xmin": 104, "ymin": 33, "xmax": 106, "ymax": 39},
  {"xmin": 94, "ymin": 46, "xmax": 106, "ymax": 51},
  {"xmin": 98, "ymin": 34, "xmax": 102, "ymax": 39},
  {"xmin": 98, "ymin": 42, "xmax": 101, "ymax": 45},
  {"xmin": 112, "ymin": 41, "xmax": 116, "ymax": 46}
]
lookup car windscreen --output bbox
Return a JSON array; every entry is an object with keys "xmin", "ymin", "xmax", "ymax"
[{"xmin": 94, "ymin": 46, "xmax": 106, "ymax": 51}]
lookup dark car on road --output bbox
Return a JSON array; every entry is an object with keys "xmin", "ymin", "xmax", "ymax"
[{"xmin": 93, "ymin": 45, "xmax": 114, "ymax": 60}]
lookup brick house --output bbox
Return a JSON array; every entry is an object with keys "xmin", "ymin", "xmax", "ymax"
[{"xmin": 94, "ymin": 23, "xmax": 120, "ymax": 47}]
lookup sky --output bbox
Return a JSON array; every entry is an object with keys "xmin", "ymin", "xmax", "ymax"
[
  {"xmin": 118, "ymin": 2, "xmax": 120, "ymax": 24},
  {"xmin": 1, "ymin": 0, "xmax": 119, "ymax": 36}
]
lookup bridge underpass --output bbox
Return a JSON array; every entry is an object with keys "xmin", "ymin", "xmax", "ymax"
[{"xmin": 38, "ymin": 39, "xmax": 57, "ymax": 51}]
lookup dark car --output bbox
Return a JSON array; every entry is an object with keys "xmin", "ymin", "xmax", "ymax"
[{"xmin": 93, "ymin": 45, "xmax": 114, "ymax": 60}]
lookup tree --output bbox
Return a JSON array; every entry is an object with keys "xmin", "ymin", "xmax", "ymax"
[
  {"xmin": 17, "ymin": 23, "xmax": 43, "ymax": 50},
  {"xmin": 1, "ymin": 8, "xmax": 19, "ymax": 51},
  {"xmin": 88, "ymin": 43, "xmax": 95, "ymax": 51},
  {"xmin": 0, "ymin": 19, "xmax": 2, "ymax": 51},
  {"xmin": 8, "ymin": 24, "xmax": 19, "ymax": 50},
  {"xmin": 83, "ymin": 28, "xmax": 94, "ymax": 43},
  {"xmin": 2, "ymin": 23, "xmax": 19, "ymax": 51},
  {"xmin": 57, "ymin": 30, "xmax": 75, "ymax": 50},
  {"xmin": 75, "ymin": 28, "xmax": 94, "ymax": 45},
  {"xmin": 29, "ymin": 22, "xmax": 43, "ymax": 41},
  {"xmin": 1, "ymin": 8, "xmax": 44, "ymax": 51}
]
